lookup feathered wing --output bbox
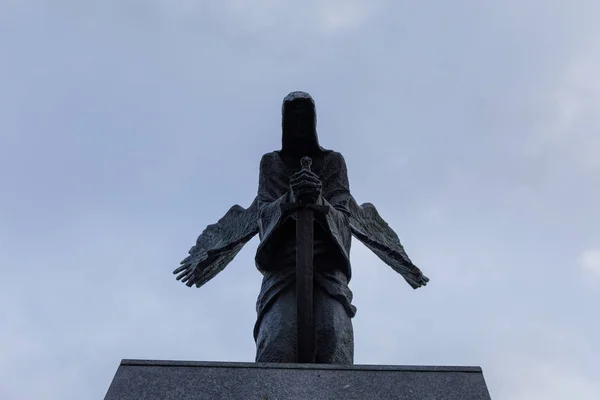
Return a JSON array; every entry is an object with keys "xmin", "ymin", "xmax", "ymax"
[
  {"xmin": 176, "ymin": 197, "xmax": 260, "ymax": 288},
  {"xmin": 348, "ymin": 196, "xmax": 429, "ymax": 289}
]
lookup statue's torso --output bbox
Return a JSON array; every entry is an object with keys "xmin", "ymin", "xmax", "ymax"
[{"xmin": 256, "ymin": 150, "xmax": 349, "ymax": 274}]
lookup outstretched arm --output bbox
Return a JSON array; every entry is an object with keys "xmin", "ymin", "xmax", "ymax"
[
  {"xmin": 174, "ymin": 198, "xmax": 259, "ymax": 288},
  {"xmin": 343, "ymin": 155, "xmax": 428, "ymax": 289}
]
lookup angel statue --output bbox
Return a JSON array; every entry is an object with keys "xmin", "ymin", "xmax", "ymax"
[{"xmin": 173, "ymin": 91, "xmax": 428, "ymax": 365}]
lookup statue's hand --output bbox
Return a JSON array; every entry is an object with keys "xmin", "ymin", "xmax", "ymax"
[
  {"xmin": 290, "ymin": 169, "xmax": 322, "ymax": 204},
  {"xmin": 413, "ymin": 268, "xmax": 429, "ymax": 287},
  {"xmin": 173, "ymin": 253, "xmax": 207, "ymax": 287}
]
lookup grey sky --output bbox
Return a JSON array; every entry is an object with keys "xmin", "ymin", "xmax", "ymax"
[{"xmin": 1, "ymin": 1, "xmax": 599, "ymax": 399}]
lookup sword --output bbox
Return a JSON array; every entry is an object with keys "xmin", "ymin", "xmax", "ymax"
[{"xmin": 282, "ymin": 156, "xmax": 328, "ymax": 363}]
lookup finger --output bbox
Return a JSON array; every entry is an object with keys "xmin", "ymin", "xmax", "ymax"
[
  {"xmin": 173, "ymin": 265, "xmax": 187, "ymax": 274},
  {"xmin": 292, "ymin": 169, "xmax": 318, "ymax": 177},
  {"xmin": 292, "ymin": 179, "xmax": 321, "ymax": 190},
  {"xmin": 293, "ymin": 179, "xmax": 322, "ymax": 188},
  {"xmin": 181, "ymin": 255, "xmax": 192, "ymax": 264},
  {"xmin": 301, "ymin": 169, "xmax": 319, "ymax": 177},
  {"xmin": 294, "ymin": 182, "xmax": 320, "ymax": 190},
  {"xmin": 298, "ymin": 169, "xmax": 319, "ymax": 178},
  {"xmin": 186, "ymin": 279, "xmax": 195, "ymax": 287},
  {"xmin": 176, "ymin": 270, "xmax": 189, "ymax": 281},
  {"xmin": 290, "ymin": 172, "xmax": 320, "ymax": 185},
  {"xmin": 176, "ymin": 269, "xmax": 188, "ymax": 280},
  {"xmin": 291, "ymin": 178, "xmax": 319, "ymax": 188},
  {"xmin": 290, "ymin": 170, "xmax": 320, "ymax": 182},
  {"xmin": 177, "ymin": 267, "xmax": 195, "ymax": 281},
  {"xmin": 182, "ymin": 268, "xmax": 196, "ymax": 282},
  {"xmin": 294, "ymin": 184, "xmax": 322, "ymax": 194}
]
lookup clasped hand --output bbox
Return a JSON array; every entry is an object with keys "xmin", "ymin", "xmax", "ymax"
[{"xmin": 290, "ymin": 169, "xmax": 322, "ymax": 204}]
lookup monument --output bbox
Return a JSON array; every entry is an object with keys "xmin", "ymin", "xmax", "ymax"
[{"xmin": 104, "ymin": 92, "xmax": 492, "ymax": 399}]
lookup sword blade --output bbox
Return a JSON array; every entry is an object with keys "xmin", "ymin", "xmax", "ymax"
[{"xmin": 296, "ymin": 207, "xmax": 315, "ymax": 363}]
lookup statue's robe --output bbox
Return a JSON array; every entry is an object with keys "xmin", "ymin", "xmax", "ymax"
[{"xmin": 181, "ymin": 149, "xmax": 428, "ymax": 363}]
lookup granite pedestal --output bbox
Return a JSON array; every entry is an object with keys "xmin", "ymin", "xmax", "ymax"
[{"xmin": 105, "ymin": 359, "xmax": 492, "ymax": 399}]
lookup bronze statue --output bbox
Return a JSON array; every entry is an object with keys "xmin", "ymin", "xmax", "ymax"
[{"xmin": 173, "ymin": 91, "xmax": 428, "ymax": 364}]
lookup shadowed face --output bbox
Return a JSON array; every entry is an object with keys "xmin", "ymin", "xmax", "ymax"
[
  {"xmin": 281, "ymin": 91, "xmax": 321, "ymax": 158},
  {"xmin": 284, "ymin": 99, "xmax": 314, "ymax": 138}
]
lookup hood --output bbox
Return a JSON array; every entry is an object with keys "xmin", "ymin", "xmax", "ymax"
[{"xmin": 280, "ymin": 91, "xmax": 325, "ymax": 158}]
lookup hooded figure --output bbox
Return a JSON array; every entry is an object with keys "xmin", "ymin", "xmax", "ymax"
[
  {"xmin": 174, "ymin": 91, "xmax": 428, "ymax": 364},
  {"xmin": 280, "ymin": 91, "xmax": 322, "ymax": 158}
]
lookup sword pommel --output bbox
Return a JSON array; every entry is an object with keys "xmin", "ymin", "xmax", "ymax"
[{"xmin": 300, "ymin": 156, "xmax": 312, "ymax": 171}]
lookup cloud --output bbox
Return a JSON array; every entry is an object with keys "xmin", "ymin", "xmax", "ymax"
[
  {"xmin": 579, "ymin": 249, "xmax": 600, "ymax": 276},
  {"xmin": 529, "ymin": 38, "xmax": 600, "ymax": 174},
  {"xmin": 150, "ymin": 0, "xmax": 385, "ymax": 35},
  {"xmin": 315, "ymin": 0, "xmax": 386, "ymax": 33}
]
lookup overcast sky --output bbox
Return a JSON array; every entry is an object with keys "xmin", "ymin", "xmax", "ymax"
[{"xmin": 1, "ymin": 1, "xmax": 599, "ymax": 399}]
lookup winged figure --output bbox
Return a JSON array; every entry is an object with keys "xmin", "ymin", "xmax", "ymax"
[{"xmin": 173, "ymin": 91, "xmax": 428, "ymax": 364}]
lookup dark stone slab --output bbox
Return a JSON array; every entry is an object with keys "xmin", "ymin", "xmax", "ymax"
[{"xmin": 105, "ymin": 359, "xmax": 492, "ymax": 400}]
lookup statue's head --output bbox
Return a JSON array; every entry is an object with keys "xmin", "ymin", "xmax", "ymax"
[{"xmin": 281, "ymin": 91, "xmax": 321, "ymax": 157}]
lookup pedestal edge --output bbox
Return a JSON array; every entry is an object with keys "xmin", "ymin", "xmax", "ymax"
[{"xmin": 119, "ymin": 359, "xmax": 483, "ymax": 373}]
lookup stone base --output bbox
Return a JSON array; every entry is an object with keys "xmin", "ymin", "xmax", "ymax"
[{"xmin": 105, "ymin": 359, "xmax": 492, "ymax": 400}]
